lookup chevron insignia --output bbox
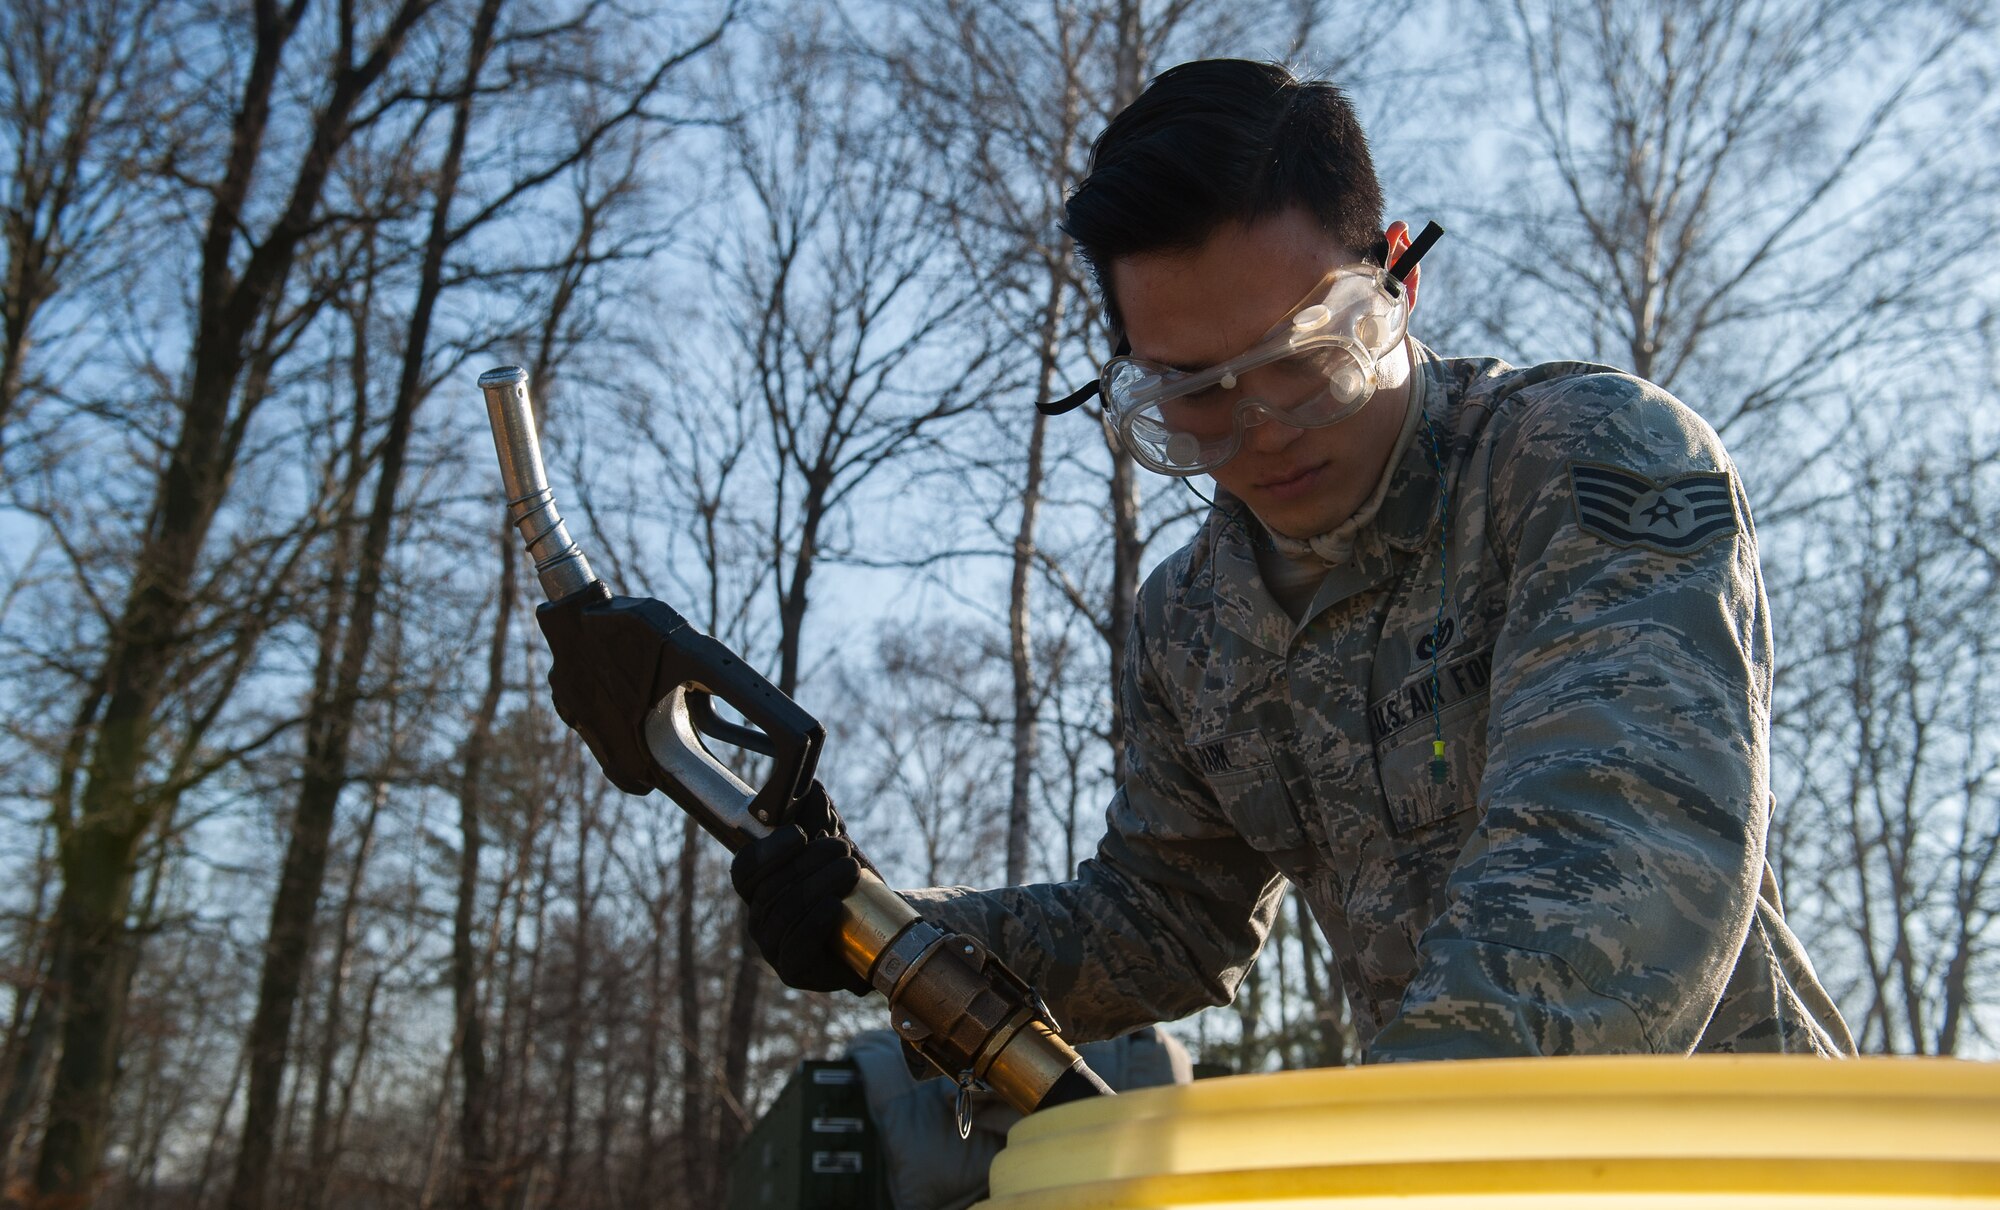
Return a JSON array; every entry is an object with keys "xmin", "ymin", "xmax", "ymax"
[{"xmin": 1569, "ymin": 462, "xmax": 1738, "ymax": 555}]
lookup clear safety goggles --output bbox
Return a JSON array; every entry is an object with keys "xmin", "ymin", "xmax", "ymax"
[{"xmin": 1102, "ymin": 263, "xmax": 1413, "ymax": 477}]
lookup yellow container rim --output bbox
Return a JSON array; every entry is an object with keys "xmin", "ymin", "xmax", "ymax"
[{"xmin": 983, "ymin": 1056, "xmax": 2000, "ymax": 1208}]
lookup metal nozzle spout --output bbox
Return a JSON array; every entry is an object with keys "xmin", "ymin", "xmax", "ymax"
[{"xmin": 478, "ymin": 366, "xmax": 596, "ymax": 601}]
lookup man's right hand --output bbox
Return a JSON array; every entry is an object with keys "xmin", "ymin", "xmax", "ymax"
[{"xmin": 729, "ymin": 783, "xmax": 871, "ymax": 996}]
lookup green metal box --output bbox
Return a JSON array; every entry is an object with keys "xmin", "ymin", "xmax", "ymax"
[{"xmin": 727, "ymin": 1059, "xmax": 885, "ymax": 1210}]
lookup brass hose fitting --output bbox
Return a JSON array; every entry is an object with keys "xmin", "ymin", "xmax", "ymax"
[{"xmin": 837, "ymin": 875, "xmax": 1110, "ymax": 1114}]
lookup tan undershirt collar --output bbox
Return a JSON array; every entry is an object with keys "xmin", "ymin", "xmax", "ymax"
[{"xmin": 1253, "ymin": 361, "xmax": 1428, "ymax": 617}]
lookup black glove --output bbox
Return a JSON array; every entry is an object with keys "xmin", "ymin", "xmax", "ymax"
[{"xmin": 730, "ymin": 784, "xmax": 871, "ymax": 996}]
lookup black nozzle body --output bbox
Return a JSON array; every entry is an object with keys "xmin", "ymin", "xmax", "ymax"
[{"xmin": 536, "ymin": 586, "xmax": 824, "ymax": 848}]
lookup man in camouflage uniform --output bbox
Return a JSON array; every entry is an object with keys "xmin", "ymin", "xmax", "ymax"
[{"xmin": 732, "ymin": 59, "xmax": 1852, "ymax": 1060}]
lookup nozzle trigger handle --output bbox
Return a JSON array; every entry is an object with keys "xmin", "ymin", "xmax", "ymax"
[
  {"xmin": 536, "ymin": 586, "xmax": 824, "ymax": 850},
  {"xmin": 686, "ymin": 692, "xmax": 780, "ymax": 757}
]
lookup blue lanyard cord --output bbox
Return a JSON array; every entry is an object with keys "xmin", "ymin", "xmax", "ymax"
[{"xmin": 1423, "ymin": 417, "xmax": 1451, "ymax": 784}]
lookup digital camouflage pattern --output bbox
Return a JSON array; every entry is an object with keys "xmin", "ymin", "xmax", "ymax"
[{"xmin": 903, "ymin": 345, "xmax": 1854, "ymax": 1061}]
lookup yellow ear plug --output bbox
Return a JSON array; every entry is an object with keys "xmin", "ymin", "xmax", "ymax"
[{"xmin": 1430, "ymin": 739, "xmax": 1448, "ymax": 784}]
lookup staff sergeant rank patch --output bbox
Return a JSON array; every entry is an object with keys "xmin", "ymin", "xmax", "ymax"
[{"xmin": 1569, "ymin": 462, "xmax": 1739, "ymax": 555}]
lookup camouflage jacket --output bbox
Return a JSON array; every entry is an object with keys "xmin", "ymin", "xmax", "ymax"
[{"xmin": 904, "ymin": 346, "xmax": 1855, "ymax": 1061}]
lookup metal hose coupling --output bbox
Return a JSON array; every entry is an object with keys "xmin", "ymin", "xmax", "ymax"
[{"xmin": 836, "ymin": 876, "xmax": 1112, "ymax": 1116}]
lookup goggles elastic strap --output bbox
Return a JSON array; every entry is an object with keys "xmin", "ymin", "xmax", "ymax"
[
  {"xmin": 1034, "ymin": 335, "xmax": 1131, "ymax": 416},
  {"xmin": 1388, "ymin": 222, "xmax": 1445, "ymax": 287},
  {"xmin": 1036, "ymin": 380, "xmax": 1101, "ymax": 416}
]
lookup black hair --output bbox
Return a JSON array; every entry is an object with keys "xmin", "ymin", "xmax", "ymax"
[{"xmin": 1063, "ymin": 59, "xmax": 1385, "ymax": 335}]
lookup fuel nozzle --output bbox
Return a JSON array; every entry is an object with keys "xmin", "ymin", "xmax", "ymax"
[{"xmin": 476, "ymin": 365, "xmax": 1113, "ymax": 1121}]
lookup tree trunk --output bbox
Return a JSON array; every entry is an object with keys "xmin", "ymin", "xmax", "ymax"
[
  {"xmin": 717, "ymin": 473, "xmax": 830, "ymax": 1157},
  {"xmin": 0, "ymin": 937, "xmax": 61, "ymax": 1183},
  {"xmin": 36, "ymin": 804, "xmax": 146, "ymax": 1199},
  {"xmin": 631, "ymin": 883, "xmax": 666, "ymax": 1210},
  {"xmin": 1103, "ymin": 0, "xmax": 1146, "ymax": 784},
  {"xmin": 296, "ymin": 250, "xmax": 384, "ymax": 1210},
  {"xmin": 4, "ymin": 680, "xmax": 105, "ymax": 1181},
  {"xmin": 225, "ymin": 5, "xmax": 492, "ymax": 1204},
  {"xmin": 717, "ymin": 915, "xmax": 762, "ymax": 1159},
  {"xmin": 300, "ymin": 780, "xmax": 385, "ymax": 1210},
  {"xmin": 33, "ymin": 0, "xmax": 435, "ymax": 1192},
  {"xmin": 188, "ymin": 1031, "xmax": 249, "ymax": 1210},
  {"xmin": 452, "ymin": 525, "xmax": 514, "ymax": 1210},
  {"xmin": 674, "ymin": 815, "xmax": 708, "ymax": 1203},
  {"xmin": 1007, "ymin": 255, "xmax": 1066, "ymax": 885},
  {"xmin": 553, "ymin": 807, "xmax": 593, "ymax": 1204},
  {"xmin": 328, "ymin": 969, "xmax": 384, "ymax": 1190},
  {"xmin": 500, "ymin": 825, "xmax": 557, "ymax": 1203}
]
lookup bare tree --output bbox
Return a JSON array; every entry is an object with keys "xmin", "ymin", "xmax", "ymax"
[
  {"xmin": 223, "ymin": 4, "xmax": 507, "ymax": 1202},
  {"xmin": 1776, "ymin": 391, "xmax": 2000, "ymax": 1054},
  {"xmin": 1469, "ymin": 0, "xmax": 1990, "ymax": 467},
  {"xmin": 27, "ymin": 0, "xmax": 453, "ymax": 1191},
  {"xmin": 298, "ymin": 776, "xmax": 386, "ymax": 1210},
  {"xmin": 878, "ymin": 2, "xmax": 1102, "ymax": 885},
  {"xmin": 225, "ymin": 2, "xmax": 727, "ymax": 1205},
  {"xmin": 699, "ymin": 16, "xmax": 1007, "ymax": 1147},
  {"xmin": 842, "ymin": 625, "xmax": 1012, "ymax": 888},
  {"xmin": 0, "ymin": 0, "xmax": 167, "ymax": 453},
  {"xmin": 601, "ymin": 313, "xmax": 766, "ymax": 1206}
]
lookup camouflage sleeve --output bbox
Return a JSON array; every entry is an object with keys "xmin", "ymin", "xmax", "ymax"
[
  {"xmin": 900, "ymin": 586, "xmax": 1288, "ymax": 1044},
  {"xmin": 1370, "ymin": 374, "xmax": 1774, "ymax": 1060}
]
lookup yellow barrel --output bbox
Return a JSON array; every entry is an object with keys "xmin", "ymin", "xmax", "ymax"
[{"xmin": 980, "ymin": 1056, "xmax": 2000, "ymax": 1209}]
